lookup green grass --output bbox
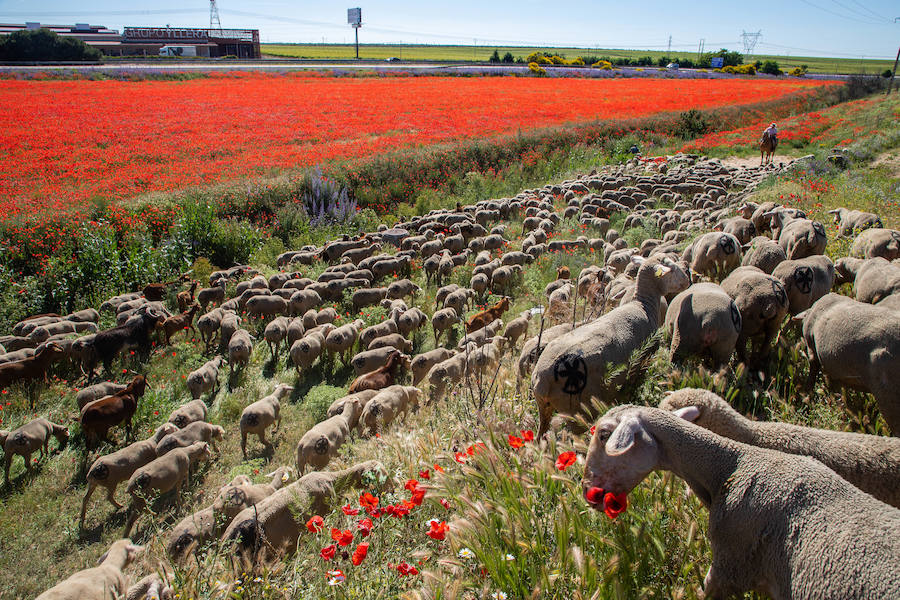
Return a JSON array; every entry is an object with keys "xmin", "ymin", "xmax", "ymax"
[
  {"xmin": 261, "ymin": 43, "xmax": 895, "ymax": 74},
  {"xmin": 1, "ymin": 93, "xmax": 899, "ymax": 599}
]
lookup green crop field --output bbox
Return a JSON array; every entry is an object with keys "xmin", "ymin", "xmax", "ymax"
[{"xmin": 261, "ymin": 43, "xmax": 894, "ymax": 75}]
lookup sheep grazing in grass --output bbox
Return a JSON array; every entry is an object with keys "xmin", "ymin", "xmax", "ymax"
[
  {"xmin": 431, "ymin": 307, "xmax": 460, "ymax": 345},
  {"xmin": 411, "ymin": 347, "xmax": 455, "ymax": 385},
  {"xmin": 2, "ymin": 417, "xmax": 68, "ymax": 484},
  {"xmin": 197, "ymin": 281, "xmax": 226, "ymax": 310},
  {"xmin": 502, "ymin": 310, "xmax": 532, "ymax": 349},
  {"xmin": 664, "ymin": 283, "xmax": 741, "ymax": 366},
  {"xmin": 212, "ymin": 467, "xmax": 292, "ymax": 522},
  {"xmin": 227, "ymin": 329, "xmax": 254, "ymax": 375},
  {"xmin": 0, "ymin": 341, "xmax": 66, "ymax": 391},
  {"xmin": 222, "ymin": 460, "xmax": 390, "ymax": 570},
  {"xmin": 84, "ymin": 310, "xmax": 163, "ymax": 377},
  {"xmin": 359, "ymin": 319, "xmax": 398, "ymax": 349},
  {"xmin": 681, "ymin": 232, "xmax": 742, "ymax": 280},
  {"xmin": 80, "ymin": 423, "xmax": 178, "ymax": 529},
  {"xmin": 156, "ymin": 421, "xmax": 225, "ymax": 456},
  {"xmin": 289, "ymin": 331, "xmax": 325, "ymax": 375},
  {"xmin": 848, "ymin": 257, "xmax": 900, "ymax": 304},
  {"xmin": 583, "ymin": 405, "xmax": 900, "ymax": 600},
  {"xmin": 218, "ymin": 312, "xmax": 241, "ymax": 348},
  {"xmin": 295, "ymin": 403, "xmax": 360, "ymax": 474},
  {"xmin": 396, "ymin": 307, "xmax": 427, "ymax": 337},
  {"xmin": 126, "ymin": 573, "xmax": 172, "ymax": 600},
  {"xmin": 167, "ymin": 399, "xmax": 207, "ymax": 429},
  {"xmin": 771, "ymin": 255, "xmax": 835, "ymax": 315},
  {"xmin": 828, "ymin": 207, "xmax": 882, "ymax": 237},
  {"xmin": 358, "ymin": 385, "xmax": 421, "ymax": 437},
  {"xmin": 797, "ymin": 293, "xmax": 900, "ymax": 434},
  {"xmin": 123, "ymin": 441, "xmax": 212, "ymax": 536},
  {"xmin": 775, "ymin": 217, "xmax": 828, "ymax": 260},
  {"xmin": 741, "ymin": 236, "xmax": 786, "ymax": 274},
  {"xmin": 457, "ymin": 318, "xmax": 503, "ymax": 350},
  {"xmin": 185, "ymin": 356, "xmax": 224, "ymax": 401},
  {"xmin": 367, "ymin": 333, "xmax": 412, "ymax": 354},
  {"xmin": 325, "ymin": 390, "xmax": 379, "ymax": 428},
  {"xmin": 324, "ymin": 319, "xmax": 364, "ymax": 365},
  {"xmin": 720, "ymin": 266, "xmax": 789, "ymax": 364},
  {"xmin": 850, "ymin": 227, "xmax": 900, "ymax": 261},
  {"xmin": 659, "ymin": 388, "xmax": 900, "ymax": 508},
  {"xmin": 263, "ymin": 316, "xmax": 290, "ymax": 358},
  {"xmin": 532, "ymin": 255, "xmax": 689, "ymax": 437},
  {"xmin": 240, "ymin": 384, "xmax": 294, "ymax": 457},
  {"xmin": 35, "ymin": 538, "xmax": 143, "ymax": 600}
]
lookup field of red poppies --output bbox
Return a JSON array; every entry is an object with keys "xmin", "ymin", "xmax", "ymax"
[{"xmin": 0, "ymin": 73, "xmax": 831, "ymax": 223}]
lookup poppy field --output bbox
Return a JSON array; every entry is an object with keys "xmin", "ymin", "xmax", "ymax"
[{"xmin": 0, "ymin": 73, "xmax": 832, "ymax": 224}]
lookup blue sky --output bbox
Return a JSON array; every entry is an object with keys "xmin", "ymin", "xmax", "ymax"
[{"xmin": 0, "ymin": 0, "xmax": 897, "ymax": 58}]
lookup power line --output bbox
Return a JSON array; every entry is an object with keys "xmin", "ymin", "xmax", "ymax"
[
  {"xmin": 796, "ymin": 0, "xmax": 889, "ymax": 25},
  {"xmin": 847, "ymin": 0, "xmax": 893, "ymax": 22},
  {"xmin": 829, "ymin": 0, "xmax": 892, "ymax": 23},
  {"xmin": 756, "ymin": 41, "xmax": 894, "ymax": 59}
]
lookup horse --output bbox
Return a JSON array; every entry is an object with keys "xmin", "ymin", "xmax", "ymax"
[{"xmin": 759, "ymin": 131, "xmax": 777, "ymax": 165}]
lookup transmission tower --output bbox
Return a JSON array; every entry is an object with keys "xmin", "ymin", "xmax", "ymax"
[
  {"xmin": 741, "ymin": 30, "xmax": 761, "ymax": 59},
  {"xmin": 209, "ymin": 0, "xmax": 222, "ymax": 30},
  {"xmin": 667, "ymin": 35, "xmax": 672, "ymax": 55}
]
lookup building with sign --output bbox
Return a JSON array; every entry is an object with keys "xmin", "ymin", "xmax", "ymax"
[{"xmin": 0, "ymin": 23, "xmax": 260, "ymax": 58}]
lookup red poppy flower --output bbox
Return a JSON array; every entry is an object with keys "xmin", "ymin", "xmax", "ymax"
[
  {"xmin": 404, "ymin": 479, "xmax": 419, "ymax": 492},
  {"xmin": 306, "ymin": 515, "xmax": 324, "ymax": 533},
  {"xmin": 410, "ymin": 487, "xmax": 426, "ymax": 506},
  {"xmin": 433, "ymin": 464, "xmax": 444, "ymax": 473},
  {"xmin": 440, "ymin": 498, "xmax": 451, "ymax": 510},
  {"xmin": 508, "ymin": 434, "xmax": 524, "ymax": 449},
  {"xmin": 397, "ymin": 562, "xmax": 419, "ymax": 576},
  {"xmin": 419, "ymin": 469, "xmax": 430, "ymax": 480},
  {"xmin": 454, "ymin": 452, "xmax": 469, "ymax": 464},
  {"xmin": 555, "ymin": 451, "xmax": 577, "ymax": 471},
  {"xmin": 392, "ymin": 504, "xmax": 411, "ymax": 518},
  {"xmin": 357, "ymin": 517, "xmax": 373, "ymax": 537},
  {"xmin": 521, "ymin": 429, "xmax": 534, "ymax": 442},
  {"xmin": 584, "ymin": 486, "xmax": 605, "ymax": 505},
  {"xmin": 604, "ymin": 492, "xmax": 628, "ymax": 520},
  {"xmin": 427, "ymin": 520, "xmax": 449, "ymax": 541},
  {"xmin": 342, "ymin": 504, "xmax": 360, "ymax": 516},
  {"xmin": 590, "ymin": 425, "xmax": 596, "ymax": 436},
  {"xmin": 331, "ymin": 528, "xmax": 354, "ymax": 546},
  {"xmin": 359, "ymin": 492, "xmax": 379, "ymax": 511},
  {"xmin": 351, "ymin": 542, "xmax": 369, "ymax": 566},
  {"xmin": 320, "ymin": 544, "xmax": 336, "ymax": 561}
]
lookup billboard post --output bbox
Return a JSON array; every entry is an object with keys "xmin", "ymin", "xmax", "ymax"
[{"xmin": 348, "ymin": 8, "xmax": 361, "ymax": 59}]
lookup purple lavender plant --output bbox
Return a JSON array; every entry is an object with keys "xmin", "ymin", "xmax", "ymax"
[{"xmin": 302, "ymin": 167, "xmax": 358, "ymax": 226}]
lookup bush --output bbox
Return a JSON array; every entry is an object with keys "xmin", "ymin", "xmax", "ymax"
[
  {"xmin": 536, "ymin": 56, "xmax": 553, "ymax": 65},
  {"xmin": 790, "ymin": 67, "xmax": 807, "ymax": 77},
  {"xmin": 592, "ymin": 60, "xmax": 613, "ymax": 70},
  {"xmin": 489, "ymin": 50, "xmax": 501, "ymax": 63},
  {"xmin": 502, "ymin": 52, "xmax": 514, "ymax": 63},
  {"xmin": 883, "ymin": 69, "xmax": 894, "ymax": 79},
  {"xmin": 0, "ymin": 28, "xmax": 101, "ymax": 61},
  {"xmin": 528, "ymin": 62, "xmax": 546, "ymax": 76},
  {"xmin": 569, "ymin": 57, "xmax": 584, "ymax": 66},
  {"xmin": 549, "ymin": 55, "xmax": 566, "ymax": 65},
  {"xmin": 760, "ymin": 60, "xmax": 782, "ymax": 75},
  {"xmin": 675, "ymin": 109, "xmax": 710, "ymax": 139}
]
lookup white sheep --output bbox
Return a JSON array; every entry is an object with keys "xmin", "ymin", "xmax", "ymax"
[
  {"xmin": 324, "ymin": 318, "xmax": 364, "ymax": 364},
  {"xmin": 357, "ymin": 385, "xmax": 421, "ymax": 437},
  {"xmin": 35, "ymin": 539, "xmax": 143, "ymax": 600},
  {"xmin": 664, "ymin": 283, "xmax": 741, "ymax": 365},
  {"xmin": 185, "ymin": 356, "xmax": 224, "ymax": 400},
  {"xmin": 411, "ymin": 347, "xmax": 455, "ymax": 385},
  {"xmin": 239, "ymin": 383, "xmax": 294, "ymax": 457},
  {"xmin": 263, "ymin": 316, "xmax": 291, "ymax": 357},
  {"xmin": 289, "ymin": 331, "xmax": 325, "ymax": 374},
  {"xmin": 583, "ymin": 405, "xmax": 900, "ymax": 599},
  {"xmin": 533, "ymin": 255, "xmax": 690, "ymax": 437},
  {"xmin": 76, "ymin": 381, "xmax": 128, "ymax": 409},
  {"xmin": 167, "ymin": 399, "xmax": 207, "ymax": 429},
  {"xmin": 659, "ymin": 388, "xmax": 900, "ymax": 508},
  {"xmin": 156, "ymin": 421, "xmax": 225, "ymax": 455},
  {"xmin": 227, "ymin": 329, "xmax": 254, "ymax": 375},
  {"xmin": 295, "ymin": 402, "xmax": 360, "ymax": 474}
]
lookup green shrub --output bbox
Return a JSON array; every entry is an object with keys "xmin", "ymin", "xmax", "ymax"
[
  {"xmin": 883, "ymin": 69, "xmax": 894, "ymax": 78},
  {"xmin": 675, "ymin": 109, "xmax": 710, "ymax": 139},
  {"xmin": 303, "ymin": 384, "xmax": 346, "ymax": 422},
  {"xmin": 760, "ymin": 60, "xmax": 782, "ymax": 75},
  {"xmin": 528, "ymin": 62, "xmax": 547, "ymax": 76},
  {"xmin": 0, "ymin": 28, "xmax": 101, "ymax": 61}
]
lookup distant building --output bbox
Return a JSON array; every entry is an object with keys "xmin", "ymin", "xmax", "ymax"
[{"xmin": 0, "ymin": 23, "xmax": 261, "ymax": 58}]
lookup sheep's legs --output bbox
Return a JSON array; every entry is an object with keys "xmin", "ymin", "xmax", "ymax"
[
  {"xmin": 79, "ymin": 484, "xmax": 95, "ymax": 527},
  {"xmin": 537, "ymin": 399, "xmax": 554, "ymax": 439},
  {"xmin": 240, "ymin": 432, "xmax": 248, "ymax": 458}
]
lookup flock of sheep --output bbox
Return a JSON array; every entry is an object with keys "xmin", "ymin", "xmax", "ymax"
[{"xmin": 1, "ymin": 152, "xmax": 899, "ymax": 599}]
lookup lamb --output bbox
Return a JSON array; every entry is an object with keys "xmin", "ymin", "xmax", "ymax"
[
  {"xmin": 2, "ymin": 417, "xmax": 69, "ymax": 484},
  {"xmin": 771, "ymin": 255, "xmax": 835, "ymax": 315},
  {"xmin": 35, "ymin": 538, "xmax": 143, "ymax": 600},
  {"xmin": 680, "ymin": 232, "xmax": 742, "ymax": 280},
  {"xmin": 357, "ymin": 385, "xmax": 422, "ymax": 437},
  {"xmin": 664, "ymin": 283, "xmax": 741, "ymax": 365},
  {"xmin": 720, "ymin": 266, "xmax": 789, "ymax": 364},
  {"xmin": 659, "ymin": 388, "xmax": 900, "ymax": 508},
  {"xmin": 741, "ymin": 236, "xmax": 786, "ymax": 274},
  {"xmin": 347, "ymin": 350, "xmax": 408, "ymax": 394},
  {"xmin": 227, "ymin": 329, "xmax": 254, "ymax": 375},
  {"xmin": 75, "ymin": 381, "xmax": 128, "ymax": 410},
  {"xmin": 79, "ymin": 375, "xmax": 148, "ymax": 449},
  {"xmin": 465, "ymin": 296, "xmax": 510, "ymax": 334},
  {"xmin": 410, "ymin": 348, "xmax": 455, "ymax": 385},
  {"xmin": 222, "ymin": 460, "xmax": 390, "ymax": 569},
  {"xmin": 325, "ymin": 390, "xmax": 380, "ymax": 428},
  {"xmin": 80, "ymin": 423, "xmax": 178, "ymax": 528},
  {"xmin": 168, "ymin": 399, "xmax": 208, "ymax": 429},
  {"xmin": 185, "ymin": 356, "xmax": 224, "ymax": 400},
  {"xmin": 426, "ymin": 351, "xmax": 469, "ymax": 403},
  {"xmin": 289, "ymin": 331, "xmax": 325, "ymax": 374},
  {"xmin": 263, "ymin": 316, "xmax": 291, "ymax": 357},
  {"xmin": 502, "ymin": 310, "xmax": 532, "ymax": 349},
  {"xmin": 582, "ymin": 405, "xmax": 900, "ymax": 600},
  {"xmin": 156, "ymin": 421, "xmax": 225, "ymax": 455},
  {"xmin": 324, "ymin": 319, "xmax": 364, "ymax": 364},
  {"xmin": 828, "ymin": 207, "xmax": 882, "ymax": 237},
  {"xmin": 367, "ymin": 333, "xmax": 412, "ymax": 353},
  {"xmin": 123, "ymin": 441, "xmax": 212, "ymax": 536},
  {"xmin": 431, "ymin": 307, "xmax": 460, "ymax": 344},
  {"xmin": 532, "ymin": 255, "xmax": 690, "ymax": 437},
  {"xmin": 849, "ymin": 227, "xmax": 900, "ymax": 260},
  {"xmin": 0, "ymin": 341, "xmax": 66, "ymax": 391},
  {"xmin": 295, "ymin": 403, "xmax": 360, "ymax": 474},
  {"xmin": 240, "ymin": 383, "xmax": 294, "ymax": 457},
  {"xmin": 797, "ymin": 293, "xmax": 900, "ymax": 434}
]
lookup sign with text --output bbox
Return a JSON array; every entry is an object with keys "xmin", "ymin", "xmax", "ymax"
[
  {"xmin": 711, "ymin": 57, "xmax": 724, "ymax": 68},
  {"xmin": 348, "ymin": 7, "xmax": 362, "ymax": 26},
  {"xmin": 123, "ymin": 27, "xmax": 208, "ymax": 43}
]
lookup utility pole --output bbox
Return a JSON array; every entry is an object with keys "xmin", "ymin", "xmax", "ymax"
[
  {"xmin": 697, "ymin": 39, "xmax": 705, "ymax": 61},
  {"xmin": 667, "ymin": 35, "xmax": 672, "ymax": 57},
  {"xmin": 889, "ymin": 45, "xmax": 900, "ymax": 95},
  {"xmin": 348, "ymin": 8, "xmax": 362, "ymax": 59}
]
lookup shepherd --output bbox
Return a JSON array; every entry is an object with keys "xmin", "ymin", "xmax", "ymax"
[{"xmin": 759, "ymin": 122, "xmax": 778, "ymax": 165}]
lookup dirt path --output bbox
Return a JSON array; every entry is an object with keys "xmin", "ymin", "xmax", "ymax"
[{"xmin": 873, "ymin": 150, "xmax": 900, "ymax": 179}]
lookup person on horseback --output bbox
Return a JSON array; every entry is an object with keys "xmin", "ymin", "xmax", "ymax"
[
  {"xmin": 763, "ymin": 122, "xmax": 778, "ymax": 143},
  {"xmin": 759, "ymin": 122, "xmax": 778, "ymax": 165}
]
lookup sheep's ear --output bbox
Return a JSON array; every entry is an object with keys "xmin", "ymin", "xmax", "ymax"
[
  {"xmin": 126, "ymin": 544, "xmax": 144, "ymax": 561},
  {"xmin": 826, "ymin": 209, "xmax": 838, "ymax": 215},
  {"xmin": 630, "ymin": 255, "xmax": 646, "ymax": 266},
  {"xmin": 791, "ymin": 310, "xmax": 809, "ymax": 324},
  {"xmin": 672, "ymin": 406, "xmax": 700, "ymax": 422},
  {"xmin": 606, "ymin": 416, "xmax": 643, "ymax": 456},
  {"xmin": 653, "ymin": 264, "xmax": 671, "ymax": 278},
  {"xmin": 97, "ymin": 550, "xmax": 109, "ymax": 565}
]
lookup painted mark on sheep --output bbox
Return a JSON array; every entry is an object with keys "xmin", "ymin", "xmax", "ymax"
[
  {"xmin": 794, "ymin": 267, "xmax": 814, "ymax": 295},
  {"xmin": 553, "ymin": 352, "xmax": 588, "ymax": 396},
  {"xmin": 314, "ymin": 437, "xmax": 329, "ymax": 455},
  {"xmin": 813, "ymin": 222, "xmax": 826, "ymax": 239},
  {"xmin": 730, "ymin": 302, "xmax": 741, "ymax": 330},
  {"xmin": 771, "ymin": 280, "xmax": 787, "ymax": 307},
  {"xmin": 718, "ymin": 235, "xmax": 736, "ymax": 255}
]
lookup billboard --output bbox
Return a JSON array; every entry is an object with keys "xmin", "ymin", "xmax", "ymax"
[
  {"xmin": 348, "ymin": 8, "xmax": 362, "ymax": 26},
  {"xmin": 711, "ymin": 57, "xmax": 724, "ymax": 68},
  {"xmin": 123, "ymin": 27, "xmax": 208, "ymax": 43}
]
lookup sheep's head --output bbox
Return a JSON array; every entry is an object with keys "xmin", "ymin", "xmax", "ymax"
[
  {"xmin": 582, "ymin": 406, "xmax": 660, "ymax": 510},
  {"xmin": 98, "ymin": 539, "xmax": 143, "ymax": 568}
]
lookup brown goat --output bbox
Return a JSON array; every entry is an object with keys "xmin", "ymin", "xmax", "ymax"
[
  {"xmin": 556, "ymin": 266, "xmax": 571, "ymax": 280},
  {"xmin": 176, "ymin": 281, "xmax": 199, "ymax": 312},
  {"xmin": 0, "ymin": 342, "xmax": 65, "ymax": 391},
  {"xmin": 159, "ymin": 303, "xmax": 200, "ymax": 346},
  {"xmin": 347, "ymin": 350, "xmax": 408, "ymax": 393},
  {"xmin": 79, "ymin": 375, "xmax": 147, "ymax": 449},
  {"xmin": 143, "ymin": 274, "xmax": 189, "ymax": 301},
  {"xmin": 465, "ymin": 297, "xmax": 510, "ymax": 334}
]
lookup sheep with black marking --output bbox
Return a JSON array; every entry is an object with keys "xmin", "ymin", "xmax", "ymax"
[
  {"xmin": 227, "ymin": 329, "xmax": 254, "ymax": 375},
  {"xmin": 324, "ymin": 319, "xmax": 364, "ymax": 365},
  {"xmin": 664, "ymin": 283, "xmax": 741, "ymax": 365},
  {"xmin": 850, "ymin": 227, "xmax": 900, "ymax": 261},
  {"xmin": 156, "ymin": 421, "xmax": 225, "ymax": 456},
  {"xmin": 741, "ymin": 236, "xmax": 786, "ymax": 274},
  {"xmin": 295, "ymin": 401, "xmax": 362, "ymax": 474},
  {"xmin": 720, "ymin": 266, "xmax": 789, "ymax": 364},
  {"xmin": 168, "ymin": 399, "xmax": 207, "ymax": 429},
  {"xmin": 240, "ymin": 384, "xmax": 293, "ymax": 457},
  {"xmin": 289, "ymin": 331, "xmax": 326, "ymax": 374},
  {"xmin": 771, "ymin": 255, "xmax": 835, "ymax": 315},
  {"xmin": 357, "ymin": 385, "xmax": 422, "ymax": 437},
  {"xmin": 2, "ymin": 417, "xmax": 68, "ymax": 484},
  {"xmin": 583, "ymin": 405, "xmax": 900, "ymax": 600},
  {"xmin": 828, "ymin": 207, "xmax": 882, "ymax": 237},
  {"xmin": 681, "ymin": 232, "xmax": 742, "ymax": 280}
]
